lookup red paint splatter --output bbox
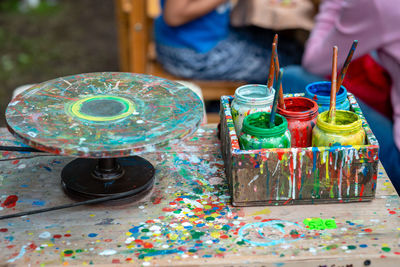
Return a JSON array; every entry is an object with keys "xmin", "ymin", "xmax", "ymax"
[
  {"xmin": 360, "ymin": 184, "xmax": 365, "ymax": 197},
  {"xmin": 254, "ymin": 216, "xmax": 262, "ymax": 220},
  {"xmin": 162, "ymin": 207, "xmax": 175, "ymax": 212},
  {"xmin": 112, "ymin": 259, "xmax": 120, "ymax": 264},
  {"xmin": 125, "ymin": 258, "xmax": 133, "ymax": 261},
  {"xmin": 220, "ymin": 234, "xmax": 229, "ymax": 239},
  {"xmin": 27, "ymin": 243, "xmax": 37, "ymax": 252},
  {"xmin": 290, "ymin": 233, "xmax": 300, "ymax": 239},
  {"xmin": 0, "ymin": 228, "xmax": 8, "ymax": 232},
  {"xmin": 104, "ymin": 239, "xmax": 112, "ymax": 242},
  {"xmin": 1, "ymin": 195, "xmax": 18, "ymax": 208},
  {"xmin": 394, "ymin": 252, "xmax": 400, "ymax": 255},
  {"xmin": 53, "ymin": 234, "xmax": 62, "ymax": 239},
  {"xmin": 152, "ymin": 197, "xmax": 162, "ymax": 204},
  {"xmin": 389, "ymin": 210, "xmax": 396, "ymax": 214},
  {"xmin": 143, "ymin": 242, "xmax": 153, "ymax": 249},
  {"xmin": 283, "ymin": 198, "xmax": 292, "ymax": 205},
  {"xmin": 364, "ymin": 228, "xmax": 373, "ymax": 232},
  {"xmin": 64, "ymin": 234, "xmax": 71, "ymax": 237},
  {"xmin": 276, "ymin": 150, "xmax": 285, "ymax": 161},
  {"xmin": 134, "ymin": 239, "xmax": 144, "ymax": 245},
  {"xmin": 64, "ymin": 251, "xmax": 73, "ymax": 257},
  {"xmin": 7, "ymin": 245, "xmax": 15, "ymax": 249},
  {"xmin": 12, "ymin": 160, "xmax": 19, "ymax": 165}
]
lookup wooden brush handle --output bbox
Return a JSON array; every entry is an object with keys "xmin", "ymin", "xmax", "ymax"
[{"xmin": 329, "ymin": 46, "xmax": 338, "ymax": 123}]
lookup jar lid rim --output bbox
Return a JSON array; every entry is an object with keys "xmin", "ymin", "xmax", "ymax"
[
  {"xmin": 242, "ymin": 112, "xmax": 288, "ymax": 138},
  {"xmin": 235, "ymin": 84, "xmax": 275, "ymax": 103},
  {"xmin": 277, "ymin": 97, "xmax": 319, "ymax": 119}
]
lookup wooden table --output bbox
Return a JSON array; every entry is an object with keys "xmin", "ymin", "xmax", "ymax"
[{"xmin": 0, "ymin": 125, "xmax": 399, "ymax": 266}]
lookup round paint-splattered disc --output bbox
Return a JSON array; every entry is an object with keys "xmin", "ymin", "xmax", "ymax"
[{"xmin": 5, "ymin": 72, "xmax": 203, "ymax": 158}]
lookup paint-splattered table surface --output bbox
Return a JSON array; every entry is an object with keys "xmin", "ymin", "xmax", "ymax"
[
  {"xmin": 5, "ymin": 72, "xmax": 203, "ymax": 158},
  {"xmin": 0, "ymin": 125, "xmax": 399, "ymax": 266}
]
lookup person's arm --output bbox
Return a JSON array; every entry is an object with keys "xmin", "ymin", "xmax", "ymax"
[
  {"xmin": 163, "ymin": 0, "xmax": 228, "ymax": 27},
  {"xmin": 302, "ymin": 0, "xmax": 384, "ymax": 76}
]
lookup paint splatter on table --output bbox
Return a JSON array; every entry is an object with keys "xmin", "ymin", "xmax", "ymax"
[
  {"xmin": 5, "ymin": 72, "xmax": 203, "ymax": 157},
  {"xmin": 0, "ymin": 125, "xmax": 399, "ymax": 266}
]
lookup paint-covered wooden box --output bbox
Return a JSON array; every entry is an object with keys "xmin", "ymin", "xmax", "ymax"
[{"xmin": 220, "ymin": 93, "xmax": 379, "ymax": 206}]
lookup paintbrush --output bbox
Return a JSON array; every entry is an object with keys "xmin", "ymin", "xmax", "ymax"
[
  {"xmin": 267, "ymin": 34, "xmax": 279, "ymax": 91},
  {"xmin": 329, "ymin": 46, "xmax": 338, "ymax": 124},
  {"xmin": 336, "ymin": 40, "xmax": 358, "ymax": 93},
  {"xmin": 273, "ymin": 44, "xmax": 286, "ymax": 109},
  {"xmin": 269, "ymin": 68, "xmax": 283, "ymax": 128}
]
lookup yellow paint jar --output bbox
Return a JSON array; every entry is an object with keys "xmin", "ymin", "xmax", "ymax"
[{"xmin": 312, "ymin": 110, "xmax": 365, "ymax": 147}]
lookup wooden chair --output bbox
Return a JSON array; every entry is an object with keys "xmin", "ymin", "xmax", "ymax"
[{"xmin": 114, "ymin": 0, "xmax": 245, "ymax": 123}]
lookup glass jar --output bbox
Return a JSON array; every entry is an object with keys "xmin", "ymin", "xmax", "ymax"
[
  {"xmin": 305, "ymin": 81, "xmax": 350, "ymax": 113},
  {"xmin": 312, "ymin": 110, "xmax": 365, "ymax": 147},
  {"xmin": 231, "ymin": 84, "xmax": 275, "ymax": 136},
  {"xmin": 239, "ymin": 112, "xmax": 291, "ymax": 150},
  {"xmin": 277, "ymin": 97, "xmax": 318, "ymax": 147}
]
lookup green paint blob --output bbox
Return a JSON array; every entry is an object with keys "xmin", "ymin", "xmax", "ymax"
[
  {"xmin": 205, "ymin": 216, "xmax": 215, "ymax": 221},
  {"xmin": 382, "ymin": 247, "xmax": 391, "ymax": 252},
  {"xmin": 237, "ymin": 240, "xmax": 245, "ymax": 245},
  {"xmin": 303, "ymin": 218, "xmax": 337, "ymax": 230},
  {"xmin": 190, "ymin": 230, "xmax": 205, "ymax": 239},
  {"xmin": 75, "ymin": 249, "xmax": 83, "ymax": 253},
  {"xmin": 63, "ymin": 250, "xmax": 74, "ymax": 256},
  {"xmin": 141, "ymin": 228, "xmax": 149, "ymax": 232},
  {"xmin": 347, "ymin": 245, "xmax": 357, "ymax": 250},
  {"xmin": 326, "ymin": 244, "xmax": 338, "ymax": 250}
]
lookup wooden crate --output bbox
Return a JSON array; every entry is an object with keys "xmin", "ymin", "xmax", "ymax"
[{"xmin": 220, "ymin": 93, "xmax": 379, "ymax": 206}]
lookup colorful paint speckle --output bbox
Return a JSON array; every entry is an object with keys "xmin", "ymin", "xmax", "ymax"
[
  {"xmin": 0, "ymin": 126, "xmax": 399, "ymax": 266},
  {"xmin": 5, "ymin": 72, "xmax": 203, "ymax": 158}
]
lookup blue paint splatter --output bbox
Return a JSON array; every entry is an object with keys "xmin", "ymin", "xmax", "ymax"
[
  {"xmin": 43, "ymin": 166, "xmax": 52, "ymax": 172},
  {"xmin": 139, "ymin": 249, "xmax": 180, "ymax": 258},
  {"xmin": 88, "ymin": 233, "xmax": 98, "ymax": 238},
  {"xmin": 32, "ymin": 200, "xmax": 46, "ymax": 206}
]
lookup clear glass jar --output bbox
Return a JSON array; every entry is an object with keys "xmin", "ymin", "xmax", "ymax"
[
  {"xmin": 231, "ymin": 84, "xmax": 275, "ymax": 136},
  {"xmin": 312, "ymin": 110, "xmax": 365, "ymax": 147},
  {"xmin": 239, "ymin": 112, "xmax": 291, "ymax": 150}
]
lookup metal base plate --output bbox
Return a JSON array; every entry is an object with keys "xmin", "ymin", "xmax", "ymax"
[{"xmin": 61, "ymin": 156, "xmax": 155, "ymax": 200}]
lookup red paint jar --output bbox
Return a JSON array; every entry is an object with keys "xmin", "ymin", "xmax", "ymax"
[{"xmin": 277, "ymin": 97, "xmax": 318, "ymax": 147}]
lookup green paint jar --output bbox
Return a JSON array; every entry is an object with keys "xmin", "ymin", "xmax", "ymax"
[
  {"xmin": 239, "ymin": 112, "xmax": 291, "ymax": 150},
  {"xmin": 312, "ymin": 110, "xmax": 365, "ymax": 147}
]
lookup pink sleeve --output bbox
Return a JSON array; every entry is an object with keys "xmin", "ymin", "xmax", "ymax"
[{"xmin": 302, "ymin": 0, "xmax": 384, "ymax": 76}]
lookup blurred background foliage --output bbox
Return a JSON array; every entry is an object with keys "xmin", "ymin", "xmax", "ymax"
[{"xmin": 0, "ymin": 0, "xmax": 119, "ymax": 125}]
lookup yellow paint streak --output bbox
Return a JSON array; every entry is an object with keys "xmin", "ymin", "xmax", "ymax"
[
  {"xmin": 326, "ymin": 157, "xmax": 329, "ymax": 181},
  {"xmin": 250, "ymin": 208, "xmax": 271, "ymax": 216}
]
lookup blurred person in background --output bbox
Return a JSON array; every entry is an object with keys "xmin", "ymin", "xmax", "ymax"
[
  {"xmin": 154, "ymin": 0, "xmax": 304, "ymax": 84},
  {"xmin": 282, "ymin": 0, "xmax": 400, "ymax": 191}
]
